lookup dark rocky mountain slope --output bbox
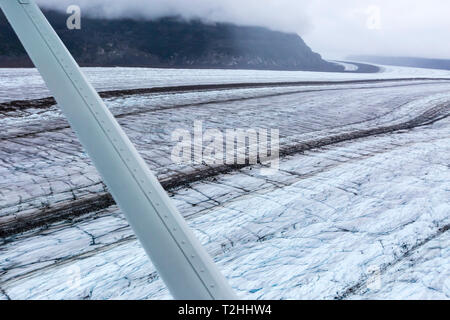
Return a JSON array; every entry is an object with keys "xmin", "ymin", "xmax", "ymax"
[{"xmin": 0, "ymin": 10, "xmax": 342, "ymax": 71}]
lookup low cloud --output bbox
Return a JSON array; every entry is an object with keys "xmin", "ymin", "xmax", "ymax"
[
  {"xmin": 35, "ymin": 0, "xmax": 450, "ymax": 60},
  {"xmin": 36, "ymin": 0, "xmax": 312, "ymax": 34}
]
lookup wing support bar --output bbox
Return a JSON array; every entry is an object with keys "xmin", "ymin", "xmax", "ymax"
[{"xmin": 0, "ymin": 0, "xmax": 236, "ymax": 300}]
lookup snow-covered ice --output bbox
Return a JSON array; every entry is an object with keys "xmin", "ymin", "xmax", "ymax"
[
  {"xmin": 0, "ymin": 65, "xmax": 449, "ymax": 300},
  {"xmin": 1, "ymin": 115, "xmax": 449, "ymax": 300},
  {"xmin": 0, "ymin": 64, "xmax": 449, "ymax": 102}
]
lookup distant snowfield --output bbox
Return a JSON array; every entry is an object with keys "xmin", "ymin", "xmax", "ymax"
[
  {"xmin": 0, "ymin": 64, "xmax": 449, "ymax": 102},
  {"xmin": 0, "ymin": 65, "xmax": 449, "ymax": 300}
]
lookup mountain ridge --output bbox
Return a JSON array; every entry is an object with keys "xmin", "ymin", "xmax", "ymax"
[{"xmin": 0, "ymin": 10, "xmax": 343, "ymax": 72}]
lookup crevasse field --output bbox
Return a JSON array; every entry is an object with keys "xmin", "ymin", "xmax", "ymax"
[{"xmin": 0, "ymin": 63, "xmax": 449, "ymax": 299}]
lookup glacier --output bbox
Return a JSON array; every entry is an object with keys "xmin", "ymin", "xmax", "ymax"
[{"xmin": 0, "ymin": 65, "xmax": 449, "ymax": 300}]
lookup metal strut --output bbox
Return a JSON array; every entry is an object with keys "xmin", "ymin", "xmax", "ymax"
[{"xmin": 0, "ymin": 0, "xmax": 236, "ymax": 300}]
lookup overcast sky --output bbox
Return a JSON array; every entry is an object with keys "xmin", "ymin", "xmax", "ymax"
[{"xmin": 36, "ymin": 0, "xmax": 450, "ymax": 60}]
